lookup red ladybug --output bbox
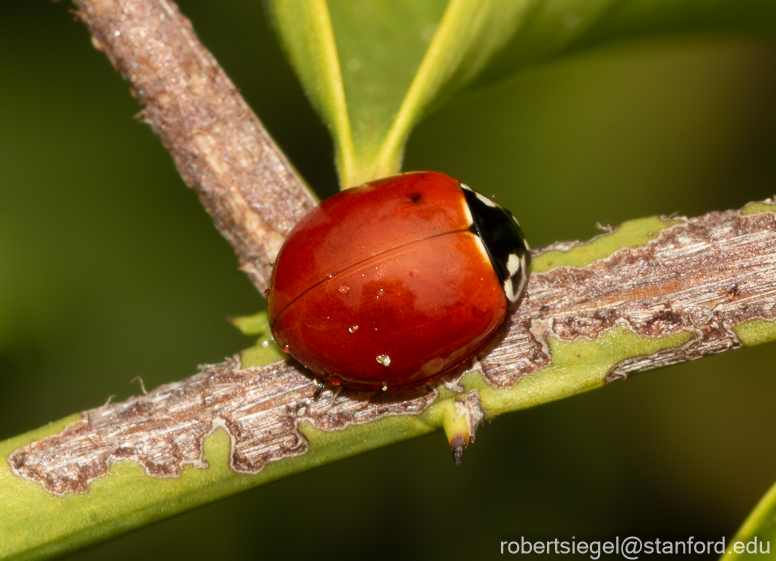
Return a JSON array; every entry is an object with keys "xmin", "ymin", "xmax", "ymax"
[{"xmin": 266, "ymin": 171, "xmax": 530, "ymax": 391}]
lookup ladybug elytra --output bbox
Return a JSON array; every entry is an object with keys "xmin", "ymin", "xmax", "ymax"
[{"xmin": 267, "ymin": 171, "xmax": 529, "ymax": 390}]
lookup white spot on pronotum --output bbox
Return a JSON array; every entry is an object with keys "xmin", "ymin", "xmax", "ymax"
[
  {"xmin": 506, "ymin": 254, "xmax": 529, "ymax": 303},
  {"xmin": 475, "ymin": 191, "xmax": 497, "ymax": 208},
  {"xmin": 460, "ymin": 183, "xmax": 473, "ymax": 191},
  {"xmin": 376, "ymin": 354, "xmax": 391, "ymax": 367},
  {"xmin": 507, "ymin": 253, "xmax": 520, "ymax": 276},
  {"xmin": 503, "ymin": 277, "xmax": 519, "ymax": 303}
]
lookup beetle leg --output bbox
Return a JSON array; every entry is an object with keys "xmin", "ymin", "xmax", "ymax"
[{"xmin": 313, "ymin": 380, "xmax": 325, "ymax": 399}]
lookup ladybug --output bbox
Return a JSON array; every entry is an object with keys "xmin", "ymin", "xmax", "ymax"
[{"xmin": 266, "ymin": 171, "xmax": 530, "ymax": 391}]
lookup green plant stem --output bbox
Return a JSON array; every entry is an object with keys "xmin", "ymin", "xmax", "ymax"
[{"xmin": 5, "ymin": 202, "xmax": 776, "ymax": 560}]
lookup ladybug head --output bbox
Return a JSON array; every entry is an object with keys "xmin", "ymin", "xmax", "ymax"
[{"xmin": 460, "ymin": 184, "xmax": 531, "ymax": 306}]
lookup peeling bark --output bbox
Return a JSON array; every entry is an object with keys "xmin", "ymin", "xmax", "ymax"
[
  {"xmin": 10, "ymin": 205, "xmax": 776, "ymax": 495},
  {"xmin": 9, "ymin": 358, "xmax": 436, "ymax": 496},
  {"xmin": 72, "ymin": 0, "xmax": 317, "ymax": 291},
  {"xmin": 11, "ymin": 0, "xmax": 776, "ymax": 496},
  {"xmin": 481, "ymin": 208, "xmax": 776, "ymax": 386}
]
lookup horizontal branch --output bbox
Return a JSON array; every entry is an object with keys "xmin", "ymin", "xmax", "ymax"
[
  {"xmin": 4, "ymin": 200, "xmax": 776, "ymax": 556},
  {"xmin": 482, "ymin": 207, "xmax": 776, "ymax": 387},
  {"xmin": 73, "ymin": 0, "xmax": 318, "ymax": 290},
  {"xmin": 7, "ymin": 200, "xmax": 776, "ymax": 495},
  {"xmin": 5, "ymin": 1, "xmax": 776, "ymax": 558}
]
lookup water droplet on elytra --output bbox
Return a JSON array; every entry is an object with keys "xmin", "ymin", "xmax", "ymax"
[
  {"xmin": 338, "ymin": 285, "xmax": 349, "ymax": 294},
  {"xmin": 376, "ymin": 354, "xmax": 391, "ymax": 367},
  {"xmin": 348, "ymin": 325, "xmax": 359, "ymax": 333},
  {"xmin": 282, "ymin": 344, "xmax": 290, "ymax": 354}
]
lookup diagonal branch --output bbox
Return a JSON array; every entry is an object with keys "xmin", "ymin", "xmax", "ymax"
[
  {"xmin": 4, "ymin": 1, "xmax": 776, "ymax": 558},
  {"xmin": 31, "ymin": 0, "xmax": 776, "ymax": 494},
  {"xmin": 73, "ymin": 0, "xmax": 318, "ymax": 290},
  {"xmin": 8, "ymin": 202, "xmax": 776, "ymax": 498}
]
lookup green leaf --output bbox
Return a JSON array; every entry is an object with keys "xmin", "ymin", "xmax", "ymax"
[
  {"xmin": 473, "ymin": 0, "xmax": 776, "ymax": 87},
  {"xmin": 721, "ymin": 480, "xmax": 776, "ymax": 559},
  {"xmin": 229, "ymin": 310, "xmax": 272, "ymax": 337},
  {"xmin": 269, "ymin": 0, "xmax": 776, "ymax": 190},
  {"xmin": 269, "ymin": 0, "xmax": 535, "ymax": 188},
  {"xmin": 229, "ymin": 311, "xmax": 288, "ymax": 366},
  {"xmin": 267, "ymin": 0, "xmax": 355, "ymax": 185},
  {"xmin": 7, "ymin": 204, "xmax": 776, "ymax": 558}
]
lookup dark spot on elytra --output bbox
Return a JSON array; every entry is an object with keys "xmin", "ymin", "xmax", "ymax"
[{"xmin": 410, "ymin": 193, "xmax": 421, "ymax": 202}]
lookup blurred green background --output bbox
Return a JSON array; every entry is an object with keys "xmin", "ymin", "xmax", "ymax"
[{"xmin": 3, "ymin": 1, "xmax": 776, "ymax": 559}]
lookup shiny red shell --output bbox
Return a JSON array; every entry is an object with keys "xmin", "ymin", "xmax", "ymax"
[{"xmin": 267, "ymin": 171, "xmax": 508, "ymax": 390}]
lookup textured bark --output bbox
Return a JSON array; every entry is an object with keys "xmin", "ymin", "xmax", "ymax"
[
  {"xmin": 481, "ymin": 209, "xmax": 776, "ymax": 386},
  {"xmin": 8, "ymin": 358, "xmax": 435, "ymax": 496},
  {"xmin": 72, "ymin": 0, "xmax": 317, "ymax": 290},
  {"xmin": 10, "ymin": 0, "xmax": 776, "ymax": 496},
  {"xmin": 10, "ymin": 204, "xmax": 776, "ymax": 495}
]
